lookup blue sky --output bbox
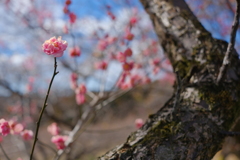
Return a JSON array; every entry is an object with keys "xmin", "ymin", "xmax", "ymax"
[{"xmin": 57, "ymin": 0, "xmax": 144, "ymax": 19}]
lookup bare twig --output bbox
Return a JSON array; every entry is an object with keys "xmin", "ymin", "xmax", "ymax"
[
  {"xmin": 0, "ymin": 143, "xmax": 10, "ymax": 160},
  {"xmin": 216, "ymin": 0, "xmax": 240, "ymax": 84},
  {"xmin": 38, "ymin": 140, "xmax": 57, "ymax": 155},
  {"xmin": 225, "ymin": 0, "xmax": 235, "ymax": 16},
  {"xmin": 54, "ymin": 97, "xmax": 99, "ymax": 160},
  {"xmin": 54, "ymin": 87, "xmax": 132, "ymax": 159},
  {"xmin": 30, "ymin": 57, "xmax": 59, "ymax": 160}
]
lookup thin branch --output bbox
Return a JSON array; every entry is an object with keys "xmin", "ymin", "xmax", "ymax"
[
  {"xmin": 216, "ymin": 0, "xmax": 240, "ymax": 84},
  {"xmin": 30, "ymin": 57, "xmax": 59, "ymax": 160},
  {"xmin": 0, "ymin": 143, "xmax": 10, "ymax": 160},
  {"xmin": 225, "ymin": 0, "xmax": 235, "ymax": 16},
  {"xmin": 54, "ymin": 97, "xmax": 99, "ymax": 160},
  {"xmin": 38, "ymin": 140, "xmax": 57, "ymax": 155}
]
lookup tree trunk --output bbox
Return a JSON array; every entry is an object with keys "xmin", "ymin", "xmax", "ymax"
[{"xmin": 99, "ymin": 0, "xmax": 240, "ymax": 159}]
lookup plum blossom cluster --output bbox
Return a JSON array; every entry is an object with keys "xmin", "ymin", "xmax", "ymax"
[
  {"xmin": 51, "ymin": 135, "xmax": 68, "ymax": 150},
  {"xmin": 0, "ymin": 119, "xmax": 33, "ymax": 141},
  {"xmin": 42, "ymin": 36, "xmax": 68, "ymax": 57},
  {"xmin": 63, "ymin": 0, "xmax": 77, "ymax": 33},
  {"xmin": 47, "ymin": 122, "xmax": 68, "ymax": 150},
  {"xmin": 75, "ymin": 83, "xmax": 87, "ymax": 105},
  {"xmin": 70, "ymin": 73, "xmax": 87, "ymax": 105},
  {"xmin": 115, "ymin": 32, "xmax": 151, "ymax": 89},
  {"xmin": 106, "ymin": 5, "xmax": 115, "ymax": 20}
]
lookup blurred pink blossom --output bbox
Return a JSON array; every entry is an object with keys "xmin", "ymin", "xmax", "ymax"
[
  {"xmin": 130, "ymin": 74, "xmax": 141, "ymax": 85},
  {"xmin": 65, "ymin": 0, "xmax": 71, "ymax": 5},
  {"xmin": 107, "ymin": 37, "xmax": 117, "ymax": 45},
  {"xmin": 120, "ymin": 82, "xmax": 132, "ymax": 90},
  {"xmin": 69, "ymin": 12, "xmax": 77, "ymax": 24},
  {"xmin": 130, "ymin": 17, "xmax": 138, "ymax": 25},
  {"xmin": 0, "ymin": 119, "xmax": 10, "ymax": 136},
  {"xmin": 26, "ymin": 77, "xmax": 35, "ymax": 93},
  {"xmin": 75, "ymin": 84, "xmax": 87, "ymax": 94},
  {"xmin": 116, "ymin": 52, "xmax": 126, "ymax": 63},
  {"xmin": 76, "ymin": 93, "xmax": 85, "ymax": 105},
  {"xmin": 42, "ymin": 36, "xmax": 68, "ymax": 57},
  {"xmin": 122, "ymin": 62, "xmax": 133, "ymax": 71},
  {"xmin": 125, "ymin": 32, "xmax": 134, "ymax": 41},
  {"xmin": 135, "ymin": 118, "xmax": 144, "ymax": 129},
  {"xmin": 69, "ymin": 46, "xmax": 81, "ymax": 57},
  {"xmin": 70, "ymin": 73, "xmax": 78, "ymax": 89},
  {"xmin": 8, "ymin": 120, "xmax": 24, "ymax": 134},
  {"xmin": 63, "ymin": 24, "xmax": 69, "ymax": 34},
  {"xmin": 107, "ymin": 11, "xmax": 115, "ymax": 20},
  {"xmin": 95, "ymin": 61, "xmax": 108, "ymax": 70},
  {"xmin": 21, "ymin": 130, "xmax": 33, "ymax": 140},
  {"xmin": 98, "ymin": 39, "xmax": 108, "ymax": 51},
  {"xmin": 150, "ymin": 58, "xmax": 161, "ymax": 66},
  {"xmin": 63, "ymin": 5, "xmax": 69, "ymax": 14},
  {"xmin": 51, "ymin": 135, "xmax": 68, "ymax": 150},
  {"xmin": 47, "ymin": 123, "xmax": 60, "ymax": 136},
  {"xmin": 124, "ymin": 48, "xmax": 133, "ymax": 57}
]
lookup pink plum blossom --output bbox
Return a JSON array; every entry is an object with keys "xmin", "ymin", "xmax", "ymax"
[
  {"xmin": 75, "ymin": 84, "xmax": 87, "ymax": 94},
  {"xmin": 153, "ymin": 67, "xmax": 160, "ymax": 75},
  {"xmin": 120, "ymin": 82, "xmax": 133, "ymax": 90},
  {"xmin": 76, "ymin": 93, "xmax": 85, "ymax": 105},
  {"xmin": 134, "ymin": 63, "xmax": 142, "ymax": 69},
  {"xmin": 70, "ymin": 73, "xmax": 78, "ymax": 89},
  {"xmin": 63, "ymin": 24, "xmax": 69, "ymax": 34},
  {"xmin": 47, "ymin": 123, "xmax": 60, "ymax": 136},
  {"xmin": 12, "ymin": 123, "xmax": 24, "ymax": 134},
  {"xmin": 98, "ymin": 40, "xmax": 108, "ymax": 51},
  {"xmin": 63, "ymin": 5, "xmax": 69, "ymax": 14},
  {"xmin": 122, "ymin": 62, "xmax": 134, "ymax": 71},
  {"xmin": 135, "ymin": 118, "xmax": 144, "ymax": 129},
  {"xmin": 124, "ymin": 48, "xmax": 133, "ymax": 57},
  {"xmin": 51, "ymin": 135, "xmax": 68, "ymax": 150},
  {"xmin": 65, "ymin": 0, "xmax": 71, "ymax": 5},
  {"xmin": 26, "ymin": 77, "xmax": 34, "ymax": 93},
  {"xmin": 107, "ymin": 11, "xmax": 115, "ymax": 20},
  {"xmin": 130, "ymin": 74, "xmax": 141, "ymax": 85},
  {"xmin": 130, "ymin": 17, "xmax": 138, "ymax": 25},
  {"xmin": 150, "ymin": 58, "xmax": 161, "ymax": 66},
  {"xmin": 95, "ymin": 61, "xmax": 108, "ymax": 70},
  {"xmin": 69, "ymin": 46, "xmax": 81, "ymax": 57},
  {"xmin": 0, "ymin": 119, "xmax": 10, "ymax": 136},
  {"xmin": 125, "ymin": 32, "xmax": 134, "ymax": 41},
  {"xmin": 69, "ymin": 12, "xmax": 77, "ymax": 24},
  {"xmin": 8, "ymin": 120, "xmax": 24, "ymax": 134},
  {"xmin": 21, "ymin": 130, "xmax": 33, "ymax": 140},
  {"xmin": 116, "ymin": 52, "xmax": 126, "ymax": 63},
  {"xmin": 42, "ymin": 36, "xmax": 68, "ymax": 57},
  {"xmin": 107, "ymin": 37, "xmax": 117, "ymax": 45},
  {"xmin": 75, "ymin": 84, "xmax": 87, "ymax": 105}
]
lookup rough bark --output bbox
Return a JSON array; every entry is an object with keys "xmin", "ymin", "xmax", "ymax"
[{"xmin": 99, "ymin": 0, "xmax": 240, "ymax": 159}]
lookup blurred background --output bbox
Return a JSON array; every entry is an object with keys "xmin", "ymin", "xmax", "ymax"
[{"xmin": 0, "ymin": 0, "xmax": 239, "ymax": 159}]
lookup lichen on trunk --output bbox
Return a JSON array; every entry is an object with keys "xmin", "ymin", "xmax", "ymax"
[{"xmin": 99, "ymin": 0, "xmax": 240, "ymax": 159}]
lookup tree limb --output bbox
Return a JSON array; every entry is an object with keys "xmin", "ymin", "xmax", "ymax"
[{"xmin": 99, "ymin": 0, "xmax": 240, "ymax": 159}]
